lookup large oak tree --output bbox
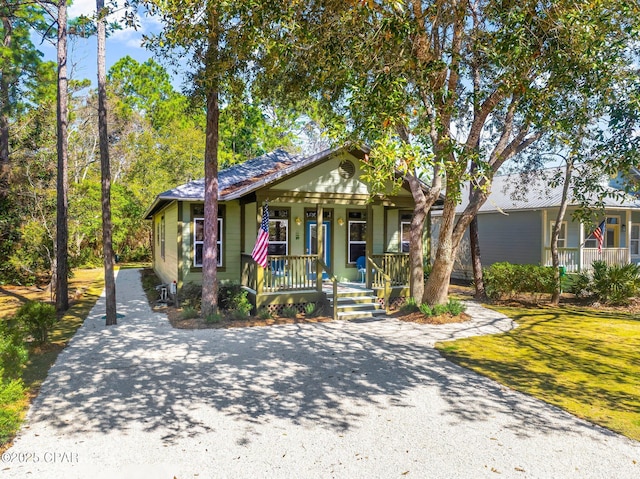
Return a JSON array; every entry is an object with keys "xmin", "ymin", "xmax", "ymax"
[{"xmin": 257, "ymin": 0, "xmax": 639, "ymax": 304}]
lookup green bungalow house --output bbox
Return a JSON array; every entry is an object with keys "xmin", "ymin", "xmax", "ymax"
[{"xmin": 144, "ymin": 146, "xmax": 432, "ymax": 318}]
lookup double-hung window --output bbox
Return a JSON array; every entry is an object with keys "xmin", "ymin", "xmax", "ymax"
[
  {"xmin": 268, "ymin": 209, "xmax": 289, "ymax": 256},
  {"xmin": 193, "ymin": 206, "xmax": 223, "ymax": 267},
  {"xmin": 400, "ymin": 212, "xmax": 412, "ymax": 253},
  {"xmin": 348, "ymin": 210, "xmax": 367, "ymax": 264},
  {"xmin": 631, "ymin": 225, "xmax": 640, "ymax": 256},
  {"xmin": 549, "ymin": 222, "xmax": 567, "ymax": 248}
]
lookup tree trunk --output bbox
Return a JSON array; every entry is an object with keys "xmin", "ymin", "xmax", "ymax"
[
  {"xmin": 55, "ymin": 0, "xmax": 69, "ymax": 312},
  {"xmin": 97, "ymin": 0, "xmax": 116, "ymax": 325},
  {"xmin": 0, "ymin": 15, "xmax": 10, "ymax": 198},
  {"xmin": 469, "ymin": 216, "xmax": 485, "ymax": 299},
  {"xmin": 201, "ymin": 11, "xmax": 220, "ymax": 318},
  {"xmin": 405, "ymin": 174, "xmax": 428, "ymax": 303},
  {"xmin": 550, "ymin": 161, "xmax": 574, "ymax": 305}
]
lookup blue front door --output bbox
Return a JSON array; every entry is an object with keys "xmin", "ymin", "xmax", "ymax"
[{"xmin": 306, "ymin": 221, "xmax": 331, "ymax": 280}]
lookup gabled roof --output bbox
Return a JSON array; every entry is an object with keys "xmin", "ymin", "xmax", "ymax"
[
  {"xmin": 447, "ymin": 171, "xmax": 640, "ymax": 215},
  {"xmin": 144, "ymin": 146, "xmax": 364, "ymax": 219}
]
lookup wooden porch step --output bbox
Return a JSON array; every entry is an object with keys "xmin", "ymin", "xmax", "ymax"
[
  {"xmin": 326, "ymin": 286, "xmax": 386, "ymax": 320},
  {"xmin": 327, "ymin": 295, "xmax": 379, "ymax": 305},
  {"xmin": 337, "ymin": 309, "xmax": 387, "ymax": 320}
]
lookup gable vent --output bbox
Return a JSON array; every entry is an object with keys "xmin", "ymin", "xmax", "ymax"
[{"xmin": 338, "ymin": 160, "xmax": 356, "ymax": 179}]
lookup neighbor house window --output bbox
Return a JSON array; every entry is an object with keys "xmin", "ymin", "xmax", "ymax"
[
  {"xmin": 549, "ymin": 222, "xmax": 567, "ymax": 248},
  {"xmin": 268, "ymin": 208, "xmax": 289, "ymax": 256},
  {"xmin": 348, "ymin": 210, "xmax": 367, "ymax": 264},
  {"xmin": 193, "ymin": 205, "xmax": 224, "ymax": 267},
  {"xmin": 631, "ymin": 225, "xmax": 639, "ymax": 256},
  {"xmin": 400, "ymin": 212, "xmax": 412, "ymax": 253}
]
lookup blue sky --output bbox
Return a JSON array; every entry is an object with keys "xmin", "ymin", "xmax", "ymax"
[{"xmin": 38, "ymin": 0, "xmax": 178, "ymax": 87}]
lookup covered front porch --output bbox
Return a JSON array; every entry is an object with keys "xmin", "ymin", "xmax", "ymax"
[{"xmin": 241, "ymin": 252, "xmax": 410, "ymax": 318}]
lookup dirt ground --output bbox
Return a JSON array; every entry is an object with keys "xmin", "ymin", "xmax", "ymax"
[{"xmin": 0, "ymin": 268, "xmax": 103, "ymax": 320}]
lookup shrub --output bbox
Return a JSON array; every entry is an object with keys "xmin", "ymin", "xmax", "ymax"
[
  {"xmin": 570, "ymin": 261, "xmax": 640, "ymax": 305},
  {"xmin": 218, "ymin": 283, "xmax": 244, "ymax": 310},
  {"xmin": 205, "ymin": 312, "xmax": 222, "ymax": 324},
  {"xmin": 257, "ymin": 308, "xmax": 272, "ymax": 320},
  {"xmin": 178, "ymin": 282, "xmax": 202, "ymax": 309},
  {"xmin": 446, "ymin": 299, "xmax": 466, "ymax": 316},
  {"xmin": 484, "ymin": 262, "xmax": 556, "ymax": 300},
  {"xmin": 304, "ymin": 303, "xmax": 317, "ymax": 317},
  {"xmin": 228, "ymin": 290, "xmax": 253, "ymax": 320},
  {"xmin": 180, "ymin": 306, "xmax": 199, "ymax": 320},
  {"xmin": 418, "ymin": 299, "xmax": 466, "ymax": 318},
  {"xmin": 0, "ymin": 378, "xmax": 27, "ymax": 445},
  {"xmin": 0, "ymin": 322, "xmax": 28, "ymax": 381},
  {"xmin": 401, "ymin": 297, "xmax": 419, "ymax": 313},
  {"xmin": 14, "ymin": 301, "xmax": 57, "ymax": 345},
  {"xmin": 281, "ymin": 306, "xmax": 298, "ymax": 318}
]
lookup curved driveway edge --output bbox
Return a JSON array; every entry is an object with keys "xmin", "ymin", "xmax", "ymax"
[{"xmin": 2, "ymin": 268, "xmax": 638, "ymax": 478}]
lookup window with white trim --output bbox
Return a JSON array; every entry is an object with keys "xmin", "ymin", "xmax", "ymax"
[
  {"xmin": 631, "ymin": 224, "xmax": 639, "ymax": 256},
  {"xmin": 268, "ymin": 218, "xmax": 289, "ymax": 255},
  {"xmin": 549, "ymin": 222, "xmax": 567, "ymax": 248},
  {"xmin": 193, "ymin": 216, "xmax": 223, "ymax": 267},
  {"xmin": 160, "ymin": 216, "xmax": 165, "ymax": 260},
  {"xmin": 400, "ymin": 212, "xmax": 412, "ymax": 253},
  {"xmin": 348, "ymin": 211, "xmax": 367, "ymax": 264}
]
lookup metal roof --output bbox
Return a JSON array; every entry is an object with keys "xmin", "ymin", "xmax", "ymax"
[
  {"xmin": 144, "ymin": 146, "xmax": 355, "ymax": 219},
  {"xmin": 441, "ymin": 171, "xmax": 640, "ymax": 215}
]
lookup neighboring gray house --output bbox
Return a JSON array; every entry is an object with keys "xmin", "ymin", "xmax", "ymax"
[{"xmin": 432, "ymin": 172, "xmax": 640, "ymax": 279}]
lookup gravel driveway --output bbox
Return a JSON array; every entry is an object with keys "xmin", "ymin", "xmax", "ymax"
[{"xmin": 2, "ymin": 268, "xmax": 638, "ymax": 478}]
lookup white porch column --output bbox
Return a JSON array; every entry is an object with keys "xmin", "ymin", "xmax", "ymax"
[
  {"xmin": 579, "ymin": 222, "xmax": 584, "ymax": 272},
  {"xmin": 627, "ymin": 210, "xmax": 632, "ymax": 263},
  {"xmin": 541, "ymin": 209, "xmax": 547, "ymax": 265}
]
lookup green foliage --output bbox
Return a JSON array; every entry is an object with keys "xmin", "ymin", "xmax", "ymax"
[
  {"xmin": 205, "ymin": 312, "xmax": 222, "ymax": 324},
  {"xmin": 484, "ymin": 263, "xmax": 557, "ymax": 300},
  {"xmin": 257, "ymin": 307, "xmax": 272, "ymax": 320},
  {"xmin": 0, "ymin": 378, "xmax": 27, "ymax": 445},
  {"xmin": 178, "ymin": 283, "xmax": 202, "ymax": 309},
  {"xmin": 304, "ymin": 303, "xmax": 317, "ymax": 317},
  {"xmin": 401, "ymin": 297, "xmax": 419, "ymax": 313},
  {"xmin": 228, "ymin": 290, "xmax": 253, "ymax": 320},
  {"xmin": 418, "ymin": 299, "xmax": 466, "ymax": 318},
  {"xmin": 180, "ymin": 306, "xmax": 199, "ymax": 320},
  {"xmin": 280, "ymin": 306, "xmax": 298, "ymax": 319},
  {"xmin": 14, "ymin": 301, "xmax": 57, "ymax": 345},
  {"xmin": 446, "ymin": 299, "xmax": 467, "ymax": 317},
  {"xmin": 218, "ymin": 283, "xmax": 244, "ymax": 310},
  {"xmin": 570, "ymin": 261, "xmax": 640, "ymax": 306},
  {"xmin": 0, "ymin": 321, "xmax": 28, "ymax": 381}
]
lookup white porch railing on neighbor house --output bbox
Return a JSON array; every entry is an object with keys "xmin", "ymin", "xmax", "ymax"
[{"xmin": 544, "ymin": 247, "xmax": 630, "ymax": 272}]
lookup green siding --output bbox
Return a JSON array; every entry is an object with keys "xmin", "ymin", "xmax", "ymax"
[
  {"xmin": 154, "ymin": 201, "xmax": 179, "ymax": 285},
  {"xmin": 274, "ymin": 152, "xmax": 412, "ymax": 197}
]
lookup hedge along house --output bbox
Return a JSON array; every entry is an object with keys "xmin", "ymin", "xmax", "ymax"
[
  {"xmin": 144, "ymin": 146, "xmax": 433, "ymax": 318},
  {"xmin": 431, "ymin": 171, "xmax": 640, "ymax": 279}
]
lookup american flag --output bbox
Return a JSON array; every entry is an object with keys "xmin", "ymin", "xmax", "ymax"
[
  {"xmin": 251, "ymin": 203, "xmax": 269, "ymax": 268},
  {"xmin": 593, "ymin": 220, "xmax": 606, "ymax": 252}
]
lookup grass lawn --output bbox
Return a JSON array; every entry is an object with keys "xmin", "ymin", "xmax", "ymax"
[
  {"xmin": 0, "ymin": 267, "xmax": 110, "ymax": 450},
  {"xmin": 436, "ymin": 305, "xmax": 640, "ymax": 441}
]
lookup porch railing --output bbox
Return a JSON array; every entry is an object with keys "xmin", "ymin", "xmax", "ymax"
[
  {"xmin": 367, "ymin": 256, "xmax": 391, "ymax": 314},
  {"xmin": 543, "ymin": 248, "xmax": 580, "ymax": 273},
  {"xmin": 543, "ymin": 247, "xmax": 631, "ymax": 272},
  {"xmin": 583, "ymin": 248, "xmax": 630, "ymax": 270},
  {"xmin": 370, "ymin": 253, "xmax": 410, "ymax": 288},
  {"xmin": 241, "ymin": 253, "xmax": 338, "ymax": 318}
]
